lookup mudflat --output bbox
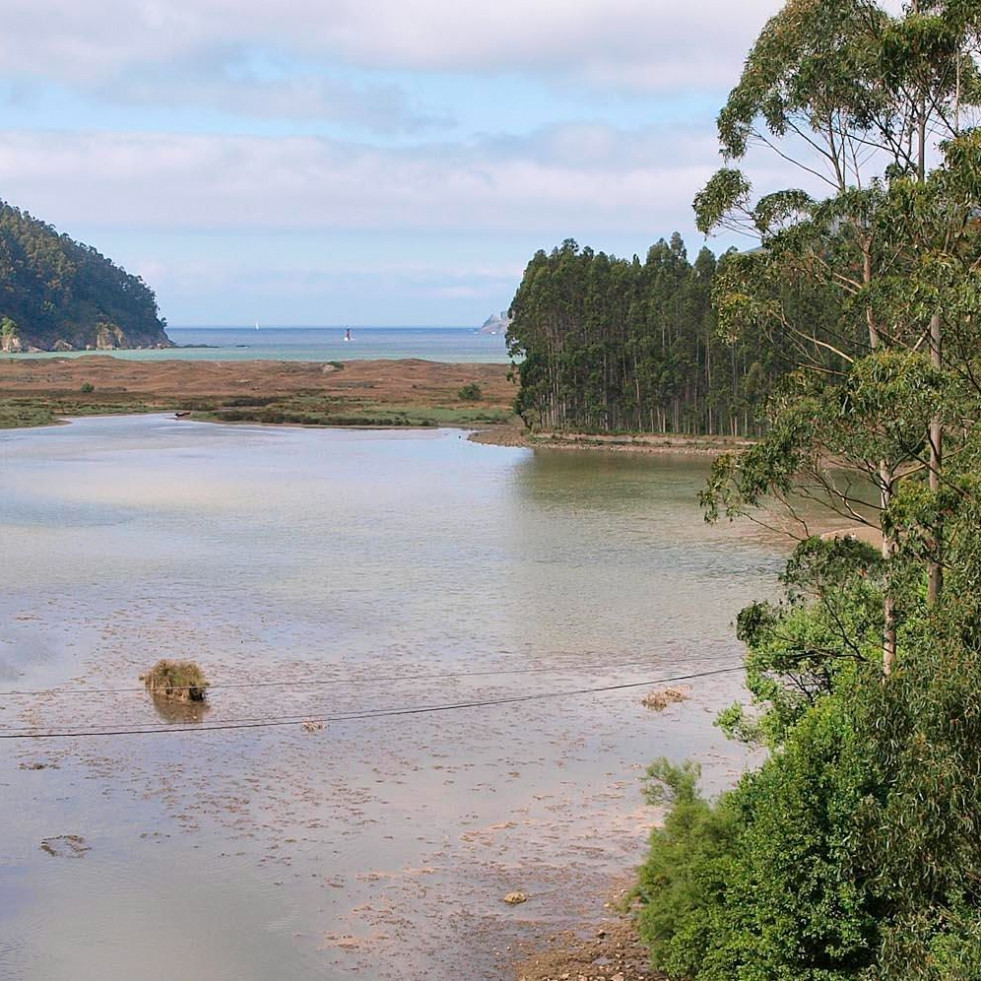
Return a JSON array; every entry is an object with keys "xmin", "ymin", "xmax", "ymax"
[
  {"xmin": 0, "ymin": 355, "xmax": 516, "ymax": 428},
  {"xmin": 0, "ymin": 355, "xmax": 513, "ymax": 406}
]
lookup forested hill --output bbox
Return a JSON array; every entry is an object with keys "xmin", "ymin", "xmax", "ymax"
[
  {"xmin": 506, "ymin": 235, "xmax": 838, "ymax": 437},
  {"xmin": 0, "ymin": 201, "xmax": 171, "ymax": 352}
]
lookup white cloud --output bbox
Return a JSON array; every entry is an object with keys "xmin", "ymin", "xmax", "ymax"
[
  {"xmin": 124, "ymin": 249, "xmax": 524, "ymax": 322},
  {"xmin": 106, "ymin": 62, "xmax": 451, "ymax": 132},
  {"xmin": 0, "ymin": 124, "xmax": 725, "ymax": 237},
  {"xmin": 0, "ymin": 0, "xmax": 784, "ymax": 95},
  {"xmin": 144, "ymin": 254, "xmax": 523, "ymax": 296}
]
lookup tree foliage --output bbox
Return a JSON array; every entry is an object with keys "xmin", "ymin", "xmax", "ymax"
[
  {"xmin": 639, "ymin": 584, "xmax": 981, "ymax": 979},
  {"xmin": 0, "ymin": 200, "xmax": 170, "ymax": 351},
  {"xmin": 638, "ymin": 2, "xmax": 981, "ymax": 976},
  {"xmin": 505, "ymin": 235, "xmax": 826, "ymax": 436}
]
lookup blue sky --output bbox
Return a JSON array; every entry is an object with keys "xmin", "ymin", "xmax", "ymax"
[{"xmin": 0, "ymin": 0, "xmax": 789, "ymax": 326}]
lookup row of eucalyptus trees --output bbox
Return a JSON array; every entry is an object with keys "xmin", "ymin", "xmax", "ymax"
[{"xmin": 506, "ymin": 235, "xmax": 834, "ymax": 437}]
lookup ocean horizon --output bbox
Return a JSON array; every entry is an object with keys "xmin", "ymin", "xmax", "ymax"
[
  {"xmin": 9, "ymin": 325, "xmax": 512, "ymax": 364},
  {"xmin": 167, "ymin": 325, "xmax": 510, "ymax": 363}
]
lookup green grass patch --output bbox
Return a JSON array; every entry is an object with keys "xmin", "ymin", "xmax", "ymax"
[
  {"xmin": 0, "ymin": 391, "xmax": 514, "ymax": 431},
  {"xmin": 201, "ymin": 396, "xmax": 513, "ymax": 429},
  {"xmin": 0, "ymin": 399, "xmax": 57, "ymax": 428},
  {"xmin": 359, "ymin": 403, "xmax": 514, "ymax": 425}
]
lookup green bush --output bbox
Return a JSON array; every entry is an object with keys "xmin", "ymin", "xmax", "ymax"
[
  {"xmin": 638, "ymin": 686, "xmax": 880, "ymax": 981},
  {"xmin": 80, "ymin": 382, "xmax": 94, "ymax": 393},
  {"xmin": 457, "ymin": 382, "xmax": 483, "ymax": 401},
  {"xmin": 637, "ymin": 590, "xmax": 981, "ymax": 981}
]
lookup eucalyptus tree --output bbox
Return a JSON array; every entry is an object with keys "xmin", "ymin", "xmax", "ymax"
[
  {"xmin": 506, "ymin": 234, "xmax": 784, "ymax": 436},
  {"xmin": 634, "ymin": 7, "xmax": 981, "ymax": 977},
  {"xmin": 696, "ymin": 0, "xmax": 981, "ymax": 673}
]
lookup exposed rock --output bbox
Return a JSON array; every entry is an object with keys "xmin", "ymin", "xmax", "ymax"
[
  {"xmin": 504, "ymin": 891, "xmax": 528, "ymax": 905},
  {"xmin": 479, "ymin": 311, "xmax": 512, "ymax": 335},
  {"xmin": 641, "ymin": 686, "xmax": 691, "ymax": 712},
  {"xmin": 40, "ymin": 834, "xmax": 90, "ymax": 858},
  {"xmin": 95, "ymin": 323, "xmax": 128, "ymax": 350}
]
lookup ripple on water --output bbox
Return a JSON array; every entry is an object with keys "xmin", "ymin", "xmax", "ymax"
[{"xmin": 0, "ymin": 417, "xmax": 781, "ymax": 980}]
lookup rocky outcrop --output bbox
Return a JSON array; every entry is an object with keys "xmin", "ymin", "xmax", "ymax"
[
  {"xmin": 478, "ymin": 311, "xmax": 512, "ymax": 335},
  {"xmin": 93, "ymin": 324, "xmax": 128, "ymax": 350}
]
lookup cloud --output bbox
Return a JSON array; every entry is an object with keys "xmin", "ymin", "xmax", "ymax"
[
  {"xmin": 102, "ymin": 54, "xmax": 452, "ymax": 132},
  {"xmin": 125, "ymin": 250, "xmax": 524, "ymax": 323},
  {"xmin": 0, "ymin": 0, "xmax": 784, "ymax": 97},
  {"xmin": 0, "ymin": 123, "xmax": 727, "ymax": 237},
  {"xmin": 149, "ymin": 255, "xmax": 522, "ymax": 299}
]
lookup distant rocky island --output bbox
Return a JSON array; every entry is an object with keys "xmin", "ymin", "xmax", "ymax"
[
  {"xmin": 0, "ymin": 201, "xmax": 172, "ymax": 353},
  {"xmin": 478, "ymin": 311, "xmax": 512, "ymax": 335}
]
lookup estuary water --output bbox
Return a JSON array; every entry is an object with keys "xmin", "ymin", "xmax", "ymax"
[
  {"xmin": 9, "ymin": 326, "xmax": 511, "ymax": 364},
  {"xmin": 0, "ymin": 416, "xmax": 783, "ymax": 980}
]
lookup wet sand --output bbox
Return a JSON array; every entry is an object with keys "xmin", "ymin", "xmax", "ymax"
[{"xmin": 6, "ymin": 634, "xmax": 752, "ymax": 980}]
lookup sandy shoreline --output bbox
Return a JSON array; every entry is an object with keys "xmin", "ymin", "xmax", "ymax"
[
  {"xmin": 513, "ymin": 879, "xmax": 663, "ymax": 981},
  {"xmin": 471, "ymin": 425, "xmax": 753, "ymax": 456}
]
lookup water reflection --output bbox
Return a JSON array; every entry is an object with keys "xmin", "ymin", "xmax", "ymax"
[{"xmin": 149, "ymin": 693, "xmax": 211, "ymax": 724}]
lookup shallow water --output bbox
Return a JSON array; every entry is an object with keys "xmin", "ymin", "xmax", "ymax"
[{"xmin": 0, "ymin": 417, "xmax": 783, "ymax": 980}]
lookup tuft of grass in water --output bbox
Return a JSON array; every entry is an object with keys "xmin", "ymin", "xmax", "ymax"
[
  {"xmin": 641, "ymin": 685, "xmax": 691, "ymax": 711},
  {"xmin": 141, "ymin": 659, "xmax": 209, "ymax": 702}
]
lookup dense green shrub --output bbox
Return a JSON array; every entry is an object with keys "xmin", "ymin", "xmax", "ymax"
[
  {"xmin": 457, "ymin": 382, "xmax": 483, "ymax": 401},
  {"xmin": 637, "ymin": 595, "xmax": 981, "ymax": 980},
  {"xmin": 638, "ymin": 682, "xmax": 881, "ymax": 981}
]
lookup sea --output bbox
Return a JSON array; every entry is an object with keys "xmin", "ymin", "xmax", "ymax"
[{"xmin": 10, "ymin": 326, "xmax": 511, "ymax": 363}]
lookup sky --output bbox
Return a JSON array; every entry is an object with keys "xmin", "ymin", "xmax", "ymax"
[{"xmin": 0, "ymin": 0, "xmax": 793, "ymax": 326}]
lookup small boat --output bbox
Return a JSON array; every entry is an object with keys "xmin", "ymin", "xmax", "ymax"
[{"xmin": 255, "ymin": 321, "xmax": 260, "ymax": 331}]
